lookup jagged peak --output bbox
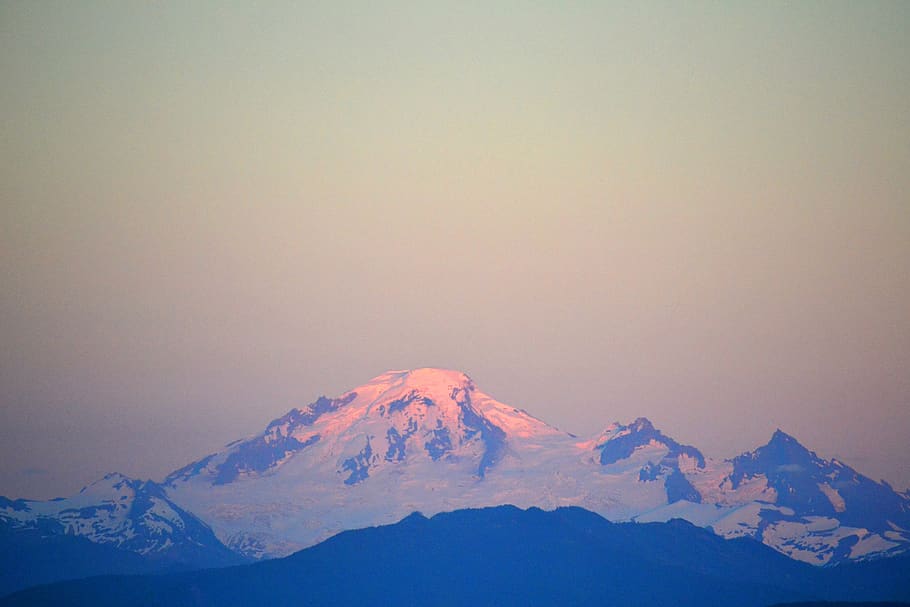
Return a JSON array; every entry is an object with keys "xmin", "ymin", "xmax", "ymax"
[
  {"xmin": 595, "ymin": 417, "xmax": 660, "ymax": 444},
  {"xmin": 729, "ymin": 428, "xmax": 825, "ymax": 487},
  {"xmin": 769, "ymin": 428, "xmax": 800, "ymax": 444},
  {"xmin": 630, "ymin": 417, "xmax": 655, "ymax": 432},
  {"xmin": 593, "ymin": 418, "xmax": 705, "ymax": 469},
  {"xmin": 757, "ymin": 429, "xmax": 817, "ymax": 460}
]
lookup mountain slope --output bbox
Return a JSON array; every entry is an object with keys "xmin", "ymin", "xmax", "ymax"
[
  {"xmin": 164, "ymin": 368, "xmax": 602, "ymax": 558},
  {"xmin": 729, "ymin": 429, "xmax": 910, "ymax": 532},
  {"xmin": 162, "ymin": 367, "xmax": 910, "ymax": 564},
  {"xmin": 4, "ymin": 506, "xmax": 909, "ymax": 607},
  {"xmin": 0, "ymin": 524, "xmax": 181, "ymax": 598},
  {"xmin": 637, "ymin": 430, "xmax": 910, "ymax": 564},
  {"xmin": 0, "ymin": 473, "xmax": 244, "ymax": 595},
  {"xmin": 4, "ymin": 368, "xmax": 907, "ymax": 569}
]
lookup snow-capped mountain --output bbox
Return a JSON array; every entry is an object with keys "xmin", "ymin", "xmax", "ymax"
[
  {"xmin": 5, "ymin": 368, "xmax": 908, "ymax": 569},
  {"xmin": 164, "ymin": 368, "xmax": 581, "ymax": 557},
  {"xmin": 162, "ymin": 367, "xmax": 910, "ymax": 564},
  {"xmin": 638, "ymin": 429, "xmax": 910, "ymax": 564},
  {"xmin": 728, "ymin": 429, "xmax": 910, "ymax": 533},
  {"xmin": 0, "ymin": 472, "xmax": 240, "ymax": 568}
]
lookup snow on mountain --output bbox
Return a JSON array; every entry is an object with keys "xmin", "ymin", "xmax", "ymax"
[
  {"xmin": 727, "ymin": 429, "xmax": 910, "ymax": 531},
  {"xmin": 165, "ymin": 368, "xmax": 616, "ymax": 558},
  {"xmin": 7, "ymin": 368, "xmax": 907, "ymax": 568},
  {"xmin": 720, "ymin": 429, "xmax": 910, "ymax": 562},
  {"xmin": 162, "ymin": 367, "xmax": 909, "ymax": 564},
  {"xmin": 0, "ymin": 472, "xmax": 239, "ymax": 568},
  {"xmin": 166, "ymin": 369, "xmax": 529, "ymax": 489},
  {"xmin": 638, "ymin": 429, "xmax": 910, "ymax": 564},
  {"xmin": 591, "ymin": 417, "xmax": 706, "ymax": 503}
]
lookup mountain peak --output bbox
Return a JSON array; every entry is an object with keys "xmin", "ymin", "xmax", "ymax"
[
  {"xmin": 166, "ymin": 366, "xmax": 530, "ymax": 492},
  {"xmin": 594, "ymin": 418, "xmax": 706, "ymax": 472},
  {"xmin": 630, "ymin": 417, "xmax": 655, "ymax": 432},
  {"xmin": 761, "ymin": 429, "xmax": 813, "ymax": 458},
  {"xmin": 728, "ymin": 429, "xmax": 826, "ymax": 499},
  {"xmin": 769, "ymin": 428, "xmax": 798, "ymax": 444},
  {"xmin": 406, "ymin": 367, "xmax": 473, "ymax": 382},
  {"xmin": 595, "ymin": 417, "xmax": 658, "ymax": 444},
  {"xmin": 253, "ymin": 369, "xmax": 478, "ymax": 448},
  {"xmin": 364, "ymin": 368, "xmax": 475, "ymax": 393}
]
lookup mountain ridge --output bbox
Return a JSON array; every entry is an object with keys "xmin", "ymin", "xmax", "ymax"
[
  {"xmin": 3, "ymin": 367, "xmax": 908, "ymax": 569},
  {"xmin": 3, "ymin": 505, "xmax": 909, "ymax": 607},
  {"xmin": 0, "ymin": 472, "xmax": 244, "ymax": 595}
]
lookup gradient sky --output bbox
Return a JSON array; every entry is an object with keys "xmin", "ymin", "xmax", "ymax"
[{"xmin": 1, "ymin": 2, "xmax": 908, "ymax": 500}]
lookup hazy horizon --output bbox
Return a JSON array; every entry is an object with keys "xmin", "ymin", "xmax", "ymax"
[{"xmin": 2, "ymin": 2, "xmax": 908, "ymax": 500}]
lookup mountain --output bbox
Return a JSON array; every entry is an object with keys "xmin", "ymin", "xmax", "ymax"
[
  {"xmin": 163, "ymin": 368, "xmax": 715, "ymax": 558},
  {"xmin": 635, "ymin": 428, "xmax": 910, "ymax": 564},
  {"xmin": 161, "ymin": 368, "xmax": 910, "ymax": 564},
  {"xmin": 0, "ymin": 473, "xmax": 244, "ymax": 595},
  {"xmin": 3, "ymin": 505, "xmax": 909, "ymax": 607},
  {"xmin": 714, "ymin": 429, "xmax": 910, "ymax": 563},
  {"xmin": 163, "ymin": 368, "xmax": 573, "ymax": 557},
  {"xmin": 0, "ymin": 525, "xmax": 159, "ymax": 598},
  {"xmin": 729, "ymin": 429, "xmax": 910, "ymax": 532},
  {"xmin": 3, "ymin": 367, "xmax": 908, "ymax": 576}
]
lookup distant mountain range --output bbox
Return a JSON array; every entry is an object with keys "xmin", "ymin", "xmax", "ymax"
[
  {"xmin": 3, "ymin": 505, "xmax": 909, "ymax": 607},
  {"xmin": 2, "ymin": 368, "xmax": 909, "ymax": 595}
]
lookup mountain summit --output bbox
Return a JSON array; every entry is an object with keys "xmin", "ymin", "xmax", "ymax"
[
  {"xmin": 164, "ymin": 368, "xmax": 577, "ymax": 557},
  {"xmin": 166, "ymin": 368, "xmax": 563, "ymax": 490},
  {"xmin": 727, "ymin": 427, "xmax": 910, "ymax": 537}
]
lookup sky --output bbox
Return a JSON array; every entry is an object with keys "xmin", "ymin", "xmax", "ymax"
[{"xmin": 1, "ymin": 1, "xmax": 908, "ymax": 500}]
